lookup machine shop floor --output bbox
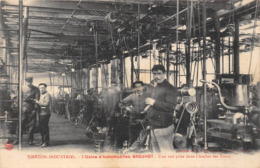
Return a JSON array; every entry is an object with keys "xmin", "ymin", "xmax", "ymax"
[{"xmin": 0, "ymin": 113, "xmax": 94, "ymax": 153}]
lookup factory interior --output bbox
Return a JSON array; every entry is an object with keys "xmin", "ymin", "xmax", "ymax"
[{"xmin": 0, "ymin": 0, "xmax": 260, "ymax": 153}]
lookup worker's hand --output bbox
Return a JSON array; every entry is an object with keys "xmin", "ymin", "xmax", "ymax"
[
  {"xmin": 145, "ymin": 97, "xmax": 155, "ymax": 106},
  {"xmin": 34, "ymin": 99, "xmax": 39, "ymax": 104},
  {"xmin": 125, "ymin": 106, "xmax": 133, "ymax": 112},
  {"xmin": 175, "ymin": 104, "xmax": 182, "ymax": 111}
]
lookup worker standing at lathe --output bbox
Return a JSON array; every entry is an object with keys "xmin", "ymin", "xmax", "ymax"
[
  {"xmin": 21, "ymin": 77, "xmax": 40, "ymax": 145},
  {"xmin": 119, "ymin": 81, "xmax": 151, "ymax": 146}
]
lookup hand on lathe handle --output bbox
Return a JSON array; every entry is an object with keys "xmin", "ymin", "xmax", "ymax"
[
  {"xmin": 34, "ymin": 99, "xmax": 39, "ymax": 104},
  {"xmin": 140, "ymin": 105, "xmax": 151, "ymax": 114}
]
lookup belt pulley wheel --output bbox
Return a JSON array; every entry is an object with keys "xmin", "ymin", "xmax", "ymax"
[{"xmin": 185, "ymin": 101, "xmax": 199, "ymax": 114}]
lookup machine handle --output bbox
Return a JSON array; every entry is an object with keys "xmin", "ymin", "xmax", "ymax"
[{"xmin": 199, "ymin": 80, "xmax": 240, "ymax": 111}]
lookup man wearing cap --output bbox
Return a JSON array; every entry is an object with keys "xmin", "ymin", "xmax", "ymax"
[
  {"xmin": 35, "ymin": 83, "xmax": 51, "ymax": 147},
  {"xmin": 22, "ymin": 77, "xmax": 40, "ymax": 145}
]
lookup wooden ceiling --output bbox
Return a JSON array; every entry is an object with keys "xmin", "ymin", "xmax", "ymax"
[{"xmin": 0, "ymin": 0, "xmax": 259, "ymax": 73}]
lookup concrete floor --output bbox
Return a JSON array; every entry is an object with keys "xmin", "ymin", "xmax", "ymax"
[{"xmin": 0, "ymin": 113, "xmax": 95, "ymax": 152}]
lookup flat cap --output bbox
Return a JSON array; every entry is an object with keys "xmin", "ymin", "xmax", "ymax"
[
  {"xmin": 25, "ymin": 77, "xmax": 33, "ymax": 83},
  {"xmin": 39, "ymin": 83, "xmax": 47, "ymax": 87}
]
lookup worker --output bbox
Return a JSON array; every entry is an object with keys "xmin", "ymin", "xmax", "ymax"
[
  {"xmin": 145, "ymin": 64, "xmax": 177, "ymax": 152},
  {"xmin": 21, "ymin": 77, "xmax": 40, "ymax": 145},
  {"xmin": 35, "ymin": 83, "xmax": 51, "ymax": 147},
  {"xmin": 119, "ymin": 81, "xmax": 151, "ymax": 146}
]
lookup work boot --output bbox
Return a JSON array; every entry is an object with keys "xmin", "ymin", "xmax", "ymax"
[
  {"xmin": 38, "ymin": 142, "xmax": 44, "ymax": 146},
  {"xmin": 40, "ymin": 143, "xmax": 48, "ymax": 148}
]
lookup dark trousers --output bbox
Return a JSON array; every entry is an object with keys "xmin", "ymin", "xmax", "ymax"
[
  {"xmin": 39, "ymin": 114, "xmax": 50, "ymax": 144},
  {"xmin": 22, "ymin": 110, "xmax": 36, "ymax": 142},
  {"xmin": 129, "ymin": 122, "xmax": 143, "ymax": 146}
]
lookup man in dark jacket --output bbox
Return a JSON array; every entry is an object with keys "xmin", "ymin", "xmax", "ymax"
[
  {"xmin": 22, "ymin": 77, "xmax": 40, "ymax": 145},
  {"xmin": 145, "ymin": 65, "xmax": 177, "ymax": 152}
]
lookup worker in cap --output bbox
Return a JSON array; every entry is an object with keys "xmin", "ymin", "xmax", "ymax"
[
  {"xmin": 25, "ymin": 77, "xmax": 33, "ymax": 83},
  {"xmin": 35, "ymin": 83, "xmax": 51, "ymax": 147},
  {"xmin": 20, "ymin": 76, "xmax": 40, "ymax": 145}
]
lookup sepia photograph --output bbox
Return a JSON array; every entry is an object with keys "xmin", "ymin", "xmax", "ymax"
[{"xmin": 0, "ymin": 0, "xmax": 259, "ymax": 167}]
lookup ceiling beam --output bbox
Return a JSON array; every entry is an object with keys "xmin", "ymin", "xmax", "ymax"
[
  {"xmin": 27, "ymin": 12, "xmax": 106, "ymax": 21},
  {"xmin": 4, "ymin": 15, "xmax": 105, "ymax": 24},
  {"xmin": 79, "ymin": 0, "xmax": 162, "ymax": 4},
  {"xmin": 2, "ymin": 0, "xmax": 150, "ymax": 14},
  {"xmin": 3, "ymin": 1, "xmax": 116, "ymax": 12},
  {"xmin": 26, "ymin": 53, "xmax": 89, "ymax": 59},
  {"xmin": 26, "ymin": 53, "xmax": 57, "ymax": 59},
  {"xmin": 27, "ymin": 48, "xmax": 92, "ymax": 54}
]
